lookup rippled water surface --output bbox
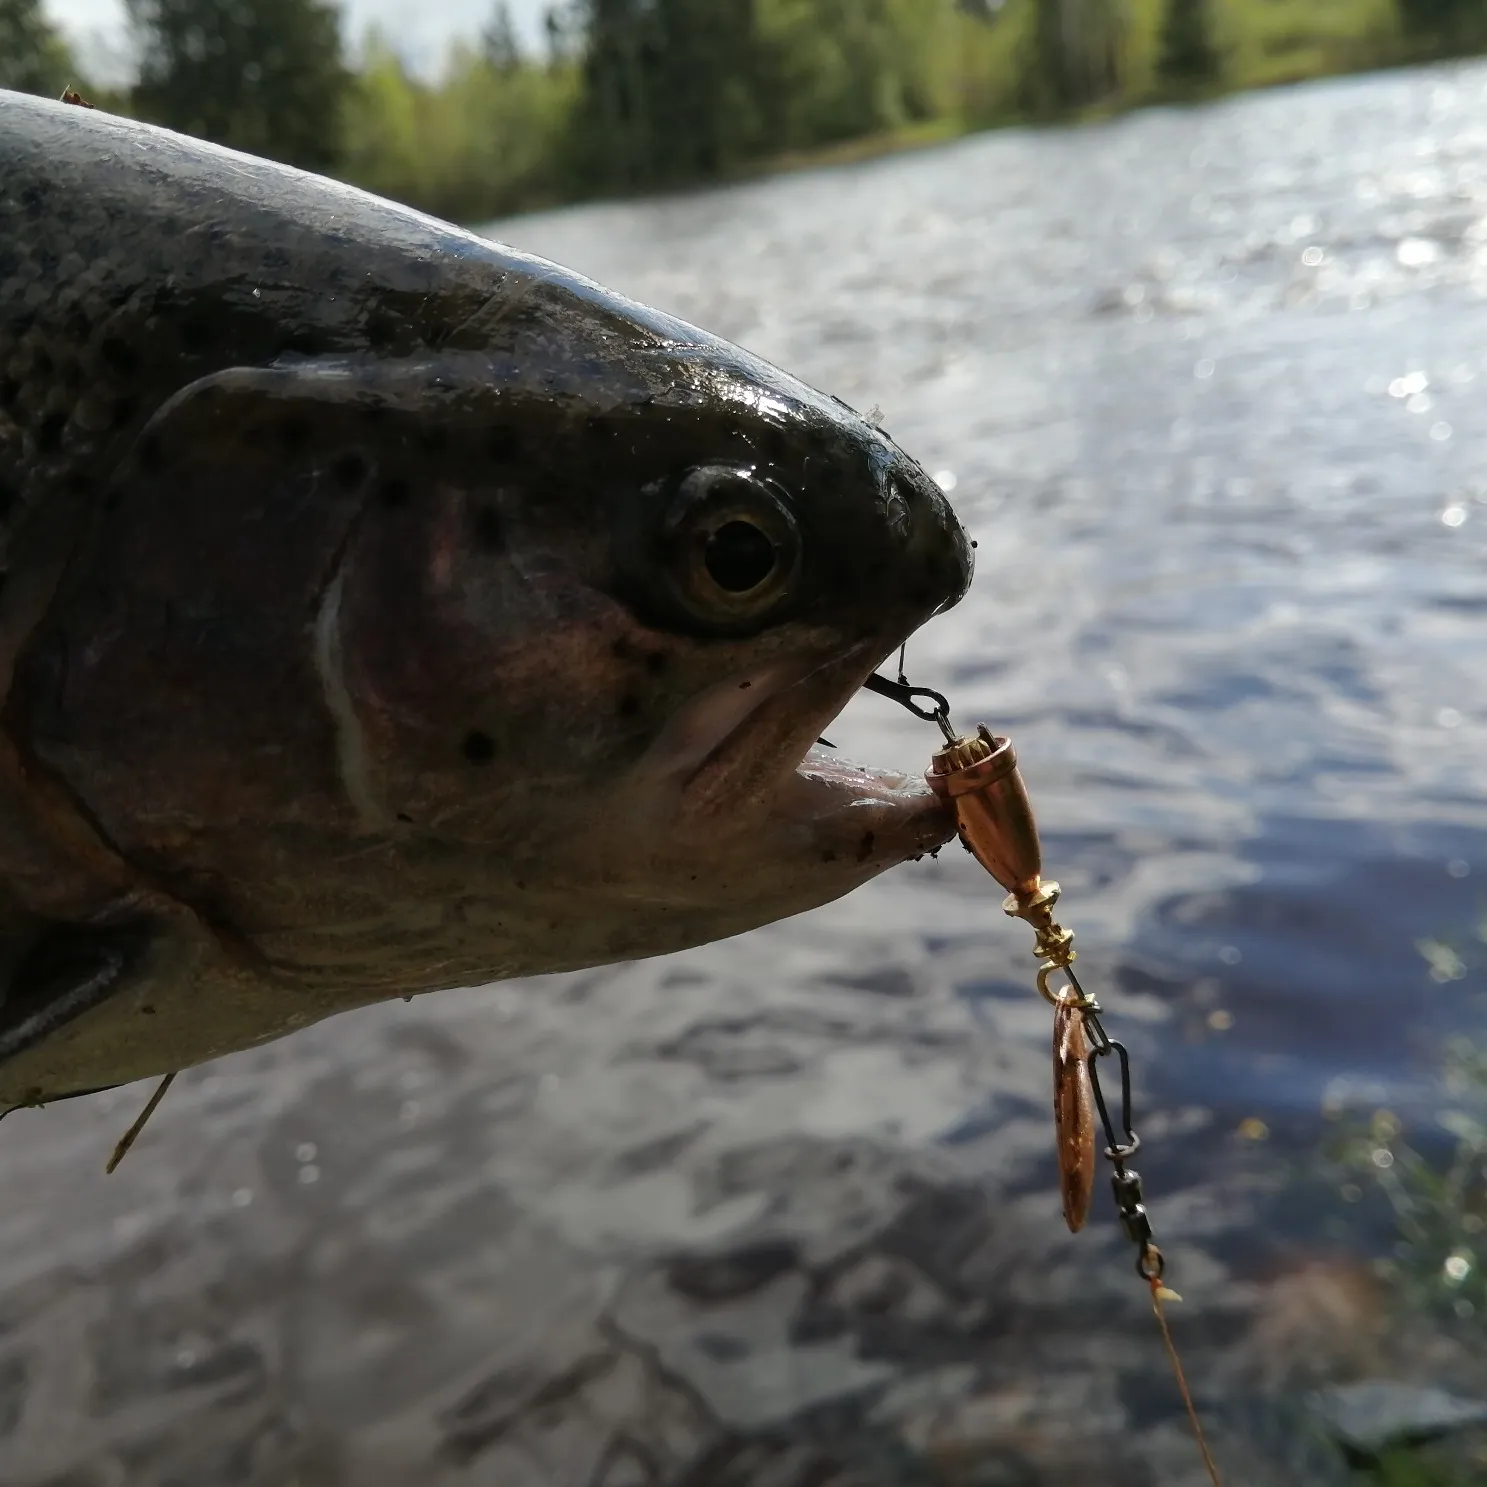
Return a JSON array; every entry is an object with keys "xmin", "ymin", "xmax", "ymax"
[{"xmin": 6, "ymin": 62, "xmax": 1487, "ymax": 1487}]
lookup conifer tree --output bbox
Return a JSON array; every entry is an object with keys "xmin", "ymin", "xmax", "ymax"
[
  {"xmin": 0, "ymin": 0, "xmax": 74, "ymax": 96},
  {"xmin": 128, "ymin": 0, "xmax": 350, "ymax": 172},
  {"xmin": 1157, "ymin": 0, "xmax": 1220, "ymax": 88}
]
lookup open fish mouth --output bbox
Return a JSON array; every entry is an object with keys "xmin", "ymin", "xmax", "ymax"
[{"xmin": 647, "ymin": 643, "xmax": 956, "ymax": 858}]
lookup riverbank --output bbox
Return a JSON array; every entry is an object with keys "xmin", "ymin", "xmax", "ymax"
[{"xmin": 666, "ymin": 0, "xmax": 1442, "ymax": 211}]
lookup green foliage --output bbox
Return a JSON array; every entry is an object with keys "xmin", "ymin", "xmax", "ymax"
[
  {"xmin": 340, "ymin": 30, "xmax": 576, "ymax": 221},
  {"xmin": 1397, "ymin": 0, "xmax": 1487, "ymax": 51},
  {"xmin": 1368, "ymin": 1448, "xmax": 1480, "ymax": 1487},
  {"xmin": 1326, "ymin": 1055, "xmax": 1487, "ymax": 1327},
  {"xmin": 70, "ymin": 0, "xmax": 1487, "ymax": 226},
  {"xmin": 1325, "ymin": 914, "xmax": 1487, "ymax": 1328},
  {"xmin": 0, "ymin": 0, "xmax": 74, "ymax": 95},
  {"xmin": 560, "ymin": 0, "xmax": 989, "ymax": 193},
  {"xmin": 1158, "ymin": 0, "xmax": 1222, "ymax": 86},
  {"xmin": 565, "ymin": 0, "xmax": 768, "ymax": 191},
  {"xmin": 127, "ymin": 0, "xmax": 351, "ymax": 171},
  {"xmin": 755, "ymin": 0, "xmax": 955, "ymax": 150},
  {"xmin": 483, "ymin": 0, "xmax": 521, "ymax": 70},
  {"xmin": 1021, "ymin": 0, "xmax": 1129, "ymax": 115},
  {"xmin": 1223, "ymin": 0, "xmax": 1401, "ymax": 89}
]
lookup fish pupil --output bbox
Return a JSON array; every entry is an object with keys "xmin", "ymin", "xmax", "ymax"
[{"xmin": 704, "ymin": 520, "xmax": 776, "ymax": 593}]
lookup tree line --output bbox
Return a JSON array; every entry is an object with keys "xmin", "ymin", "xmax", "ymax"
[{"xmin": 4, "ymin": 0, "xmax": 1487, "ymax": 222}]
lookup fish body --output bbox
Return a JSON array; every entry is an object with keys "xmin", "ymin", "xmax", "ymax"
[{"xmin": 0, "ymin": 90, "xmax": 970, "ymax": 1104}]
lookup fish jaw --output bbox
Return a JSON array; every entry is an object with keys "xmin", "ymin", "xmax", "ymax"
[
  {"xmin": 644, "ymin": 641, "xmax": 958, "ymax": 866},
  {"xmin": 494, "ymin": 637, "xmax": 957, "ymax": 966}
]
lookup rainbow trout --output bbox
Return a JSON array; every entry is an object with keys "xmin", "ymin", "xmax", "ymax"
[{"xmin": 0, "ymin": 90, "xmax": 971, "ymax": 1106}]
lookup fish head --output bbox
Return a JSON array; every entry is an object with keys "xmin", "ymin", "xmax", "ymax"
[
  {"xmin": 19, "ymin": 264, "xmax": 972, "ymax": 986},
  {"xmin": 323, "ymin": 290, "xmax": 973, "ymax": 966}
]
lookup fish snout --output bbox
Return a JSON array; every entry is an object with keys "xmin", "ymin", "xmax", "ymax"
[{"xmin": 877, "ymin": 453, "xmax": 974, "ymax": 626}]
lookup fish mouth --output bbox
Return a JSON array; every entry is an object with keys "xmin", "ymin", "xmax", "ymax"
[{"xmin": 646, "ymin": 643, "xmax": 957, "ymax": 863}]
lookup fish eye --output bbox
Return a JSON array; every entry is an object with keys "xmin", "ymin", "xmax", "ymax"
[
  {"xmin": 662, "ymin": 466, "xmax": 800, "ymax": 627},
  {"xmin": 704, "ymin": 520, "xmax": 777, "ymax": 592}
]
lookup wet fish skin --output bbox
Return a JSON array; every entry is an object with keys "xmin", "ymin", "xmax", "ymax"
[{"xmin": 0, "ymin": 90, "xmax": 971, "ymax": 1103}]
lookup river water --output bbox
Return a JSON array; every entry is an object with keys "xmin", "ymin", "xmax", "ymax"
[{"xmin": 5, "ymin": 60, "xmax": 1487, "ymax": 1487}]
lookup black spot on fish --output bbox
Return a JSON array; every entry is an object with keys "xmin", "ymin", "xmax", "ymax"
[
  {"xmin": 19, "ymin": 184, "xmax": 45, "ymax": 220},
  {"xmin": 618, "ymin": 695, "xmax": 640, "ymax": 719},
  {"xmin": 485, "ymin": 426, "xmax": 520, "ymax": 462},
  {"xmin": 856, "ymin": 830, "xmax": 876, "ymax": 862},
  {"xmin": 379, "ymin": 476, "xmax": 411, "ymax": 508},
  {"xmin": 396, "ymin": 812, "xmax": 413, "ymax": 824},
  {"xmin": 137, "ymin": 434, "xmax": 165, "ymax": 476},
  {"xmin": 35, "ymin": 412, "xmax": 66, "ymax": 453},
  {"xmin": 141, "ymin": 1005, "xmax": 155, "ymax": 1016},
  {"xmin": 98, "ymin": 336, "xmax": 140, "ymax": 376},
  {"xmin": 645, "ymin": 652, "xmax": 667, "ymax": 676},
  {"xmin": 462, "ymin": 730, "xmax": 496, "ymax": 765},
  {"xmin": 278, "ymin": 328, "xmax": 322, "ymax": 357},
  {"xmin": 330, "ymin": 452, "xmax": 369, "ymax": 491},
  {"xmin": 31, "ymin": 348, "xmax": 53, "ymax": 379},
  {"xmin": 471, "ymin": 506, "xmax": 503, "ymax": 551},
  {"xmin": 278, "ymin": 416, "xmax": 311, "ymax": 454},
  {"xmin": 821, "ymin": 850, "xmax": 837, "ymax": 863},
  {"xmin": 611, "ymin": 637, "xmax": 636, "ymax": 660},
  {"xmin": 365, "ymin": 312, "xmax": 399, "ymax": 353},
  {"xmin": 751, "ymin": 424, "xmax": 788, "ymax": 464},
  {"xmin": 179, "ymin": 318, "xmax": 213, "ymax": 356}
]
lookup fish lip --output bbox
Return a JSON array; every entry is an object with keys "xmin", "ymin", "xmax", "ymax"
[
  {"xmin": 674, "ymin": 644, "xmax": 877, "ymax": 813},
  {"xmin": 662, "ymin": 642, "xmax": 957, "ymax": 854}
]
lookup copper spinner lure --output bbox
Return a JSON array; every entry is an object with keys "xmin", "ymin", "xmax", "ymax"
[{"xmin": 866, "ymin": 671, "xmax": 1225, "ymax": 1485}]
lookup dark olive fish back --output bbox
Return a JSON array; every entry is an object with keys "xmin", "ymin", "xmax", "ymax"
[{"xmin": 1, "ymin": 89, "xmax": 634, "ymax": 577}]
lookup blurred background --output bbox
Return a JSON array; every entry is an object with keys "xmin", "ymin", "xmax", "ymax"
[
  {"xmin": 6, "ymin": 2, "xmax": 1487, "ymax": 1485},
  {"xmin": 7, "ymin": 0, "xmax": 1487, "ymax": 222}
]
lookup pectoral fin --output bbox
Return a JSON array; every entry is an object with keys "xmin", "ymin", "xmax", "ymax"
[{"xmin": 0, "ymin": 923, "xmax": 152, "ymax": 1067}]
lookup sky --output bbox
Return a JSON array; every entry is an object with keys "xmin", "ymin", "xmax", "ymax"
[{"xmin": 44, "ymin": 0, "xmax": 552, "ymax": 83}]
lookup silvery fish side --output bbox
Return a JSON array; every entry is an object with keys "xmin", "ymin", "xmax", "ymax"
[{"xmin": 0, "ymin": 89, "xmax": 971, "ymax": 1105}]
